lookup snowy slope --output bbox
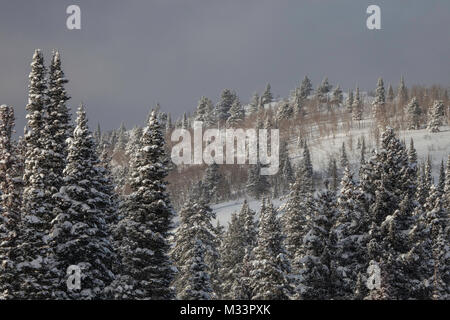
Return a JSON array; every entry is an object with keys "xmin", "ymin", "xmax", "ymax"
[{"xmin": 213, "ymin": 124, "xmax": 449, "ymax": 227}]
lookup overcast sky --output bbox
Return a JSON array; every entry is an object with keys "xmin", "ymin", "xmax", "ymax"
[{"xmin": 0, "ymin": 0, "xmax": 449, "ymax": 133}]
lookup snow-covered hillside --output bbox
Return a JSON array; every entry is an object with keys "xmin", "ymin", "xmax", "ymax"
[{"xmin": 213, "ymin": 124, "xmax": 450, "ymax": 227}]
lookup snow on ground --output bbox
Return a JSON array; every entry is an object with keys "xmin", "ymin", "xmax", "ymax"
[
  {"xmin": 213, "ymin": 123, "xmax": 449, "ymax": 227},
  {"xmin": 212, "ymin": 197, "xmax": 284, "ymax": 228}
]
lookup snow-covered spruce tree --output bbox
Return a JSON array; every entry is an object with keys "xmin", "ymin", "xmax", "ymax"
[
  {"xmin": 45, "ymin": 50, "xmax": 72, "ymax": 190},
  {"xmin": 292, "ymin": 87, "xmax": 306, "ymax": 117},
  {"xmin": 0, "ymin": 105, "xmax": 24, "ymax": 299},
  {"xmin": 216, "ymin": 89, "xmax": 237, "ymax": 122},
  {"xmin": 240, "ymin": 199, "xmax": 257, "ymax": 251},
  {"xmin": 246, "ymin": 161, "xmax": 270, "ymax": 199},
  {"xmin": 297, "ymin": 187, "xmax": 337, "ymax": 299},
  {"xmin": 16, "ymin": 50, "xmax": 56, "ymax": 299},
  {"xmin": 299, "ymin": 76, "xmax": 313, "ymax": 100},
  {"xmin": 172, "ymin": 190, "xmax": 218, "ymax": 299},
  {"xmin": 427, "ymin": 100, "xmax": 445, "ymax": 133},
  {"xmin": 181, "ymin": 112, "xmax": 188, "ymax": 129},
  {"xmin": 431, "ymin": 226, "xmax": 449, "ymax": 300},
  {"xmin": 345, "ymin": 89, "xmax": 353, "ymax": 114},
  {"xmin": 195, "ymin": 96, "xmax": 215, "ymax": 127},
  {"xmin": 340, "ymin": 142, "xmax": 349, "ymax": 170},
  {"xmin": 219, "ymin": 200, "xmax": 257, "ymax": 299},
  {"xmin": 178, "ymin": 238, "xmax": 213, "ymax": 300},
  {"xmin": 111, "ymin": 111, "xmax": 175, "ymax": 299},
  {"xmin": 299, "ymin": 142, "xmax": 313, "ymax": 191},
  {"xmin": 360, "ymin": 127, "xmax": 412, "ymax": 216},
  {"xmin": 331, "ymin": 85, "xmax": 343, "ymax": 107},
  {"xmin": 261, "ymin": 83, "xmax": 273, "ymax": 106},
  {"xmin": 282, "ymin": 167, "xmax": 315, "ymax": 266},
  {"xmin": 444, "ymin": 155, "xmax": 450, "ymax": 210},
  {"xmin": 316, "ymin": 77, "xmax": 332, "ymax": 103},
  {"xmin": 276, "ymin": 100, "xmax": 293, "ymax": 121},
  {"xmin": 403, "ymin": 205, "xmax": 433, "ymax": 299},
  {"xmin": 49, "ymin": 104, "xmax": 115, "ymax": 299},
  {"xmin": 437, "ymin": 159, "xmax": 445, "ymax": 196},
  {"xmin": 352, "ymin": 86, "xmax": 362, "ymax": 121},
  {"xmin": 372, "ymin": 78, "xmax": 385, "ymax": 120},
  {"xmin": 408, "ymin": 138, "xmax": 418, "ymax": 181},
  {"xmin": 416, "ymin": 157, "xmax": 433, "ymax": 207},
  {"xmin": 250, "ymin": 199, "xmax": 292, "ymax": 300},
  {"xmin": 203, "ymin": 162, "xmax": 227, "ymax": 203},
  {"xmin": 114, "ymin": 122, "xmax": 127, "ymax": 152},
  {"xmin": 406, "ymin": 97, "xmax": 422, "ymax": 130},
  {"xmin": 219, "ymin": 212, "xmax": 245, "ymax": 299},
  {"xmin": 333, "ymin": 167, "xmax": 368, "ymax": 299},
  {"xmin": 125, "ymin": 126, "xmax": 143, "ymax": 160},
  {"xmin": 226, "ymin": 97, "xmax": 244, "ymax": 127},
  {"xmin": 366, "ymin": 192, "xmax": 418, "ymax": 300}
]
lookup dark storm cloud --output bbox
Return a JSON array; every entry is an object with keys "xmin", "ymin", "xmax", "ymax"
[{"xmin": 0, "ymin": 0, "xmax": 449, "ymax": 133}]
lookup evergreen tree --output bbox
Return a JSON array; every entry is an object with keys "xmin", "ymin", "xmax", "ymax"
[
  {"xmin": 416, "ymin": 157, "xmax": 432, "ymax": 207},
  {"xmin": 406, "ymin": 97, "xmax": 422, "ymax": 130},
  {"xmin": 331, "ymin": 85, "xmax": 343, "ymax": 106},
  {"xmin": 340, "ymin": 142, "xmax": 349, "ymax": 169},
  {"xmin": 261, "ymin": 83, "xmax": 273, "ymax": 106},
  {"xmin": 283, "ymin": 168, "xmax": 315, "ymax": 264},
  {"xmin": 316, "ymin": 77, "xmax": 332, "ymax": 103},
  {"xmin": 219, "ymin": 212, "xmax": 245, "ymax": 299},
  {"xmin": 352, "ymin": 86, "xmax": 363, "ymax": 121},
  {"xmin": 216, "ymin": 89, "xmax": 237, "ymax": 122},
  {"xmin": 276, "ymin": 101, "xmax": 293, "ymax": 121},
  {"xmin": 372, "ymin": 78, "xmax": 385, "ymax": 119},
  {"xmin": 17, "ymin": 50, "xmax": 55, "ymax": 299},
  {"xmin": 249, "ymin": 92, "xmax": 260, "ymax": 115},
  {"xmin": 195, "ymin": 96, "xmax": 215, "ymax": 127},
  {"xmin": 427, "ymin": 100, "xmax": 445, "ymax": 133},
  {"xmin": 292, "ymin": 87, "xmax": 306, "ymax": 117},
  {"xmin": 203, "ymin": 162, "xmax": 226, "ymax": 203},
  {"xmin": 172, "ymin": 193, "xmax": 218, "ymax": 299},
  {"xmin": 178, "ymin": 238, "xmax": 213, "ymax": 300},
  {"xmin": 0, "ymin": 105, "xmax": 24, "ymax": 298},
  {"xmin": 437, "ymin": 159, "xmax": 445, "ymax": 195},
  {"xmin": 346, "ymin": 89, "xmax": 353, "ymax": 114},
  {"xmin": 250, "ymin": 199, "xmax": 292, "ymax": 300},
  {"xmin": 45, "ymin": 50, "xmax": 72, "ymax": 191},
  {"xmin": 444, "ymin": 155, "xmax": 450, "ymax": 210},
  {"xmin": 333, "ymin": 167, "xmax": 368, "ymax": 299},
  {"xmin": 246, "ymin": 162, "xmax": 270, "ymax": 199},
  {"xmin": 226, "ymin": 98, "xmax": 244, "ymax": 127},
  {"xmin": 297, "ymin": 188, "xmax": 337, "ymax": 299},
  {"xmin": 112, "ymin": 111, "xmax": 175, "ymax": 299},
  {"xmin": 300, "ymin": 142, "xmax": 313, "ymax": 191},
  {"xmin": 299, "ymin": 76, "xmax": 313, "ymax": 100},
  {"xmin": 115, "ymin": 122, "xmax": 127, "ymax": 152},
  {"xmin": 50, "ymin": 104, "xmax": 115, "ymax": 299}
]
